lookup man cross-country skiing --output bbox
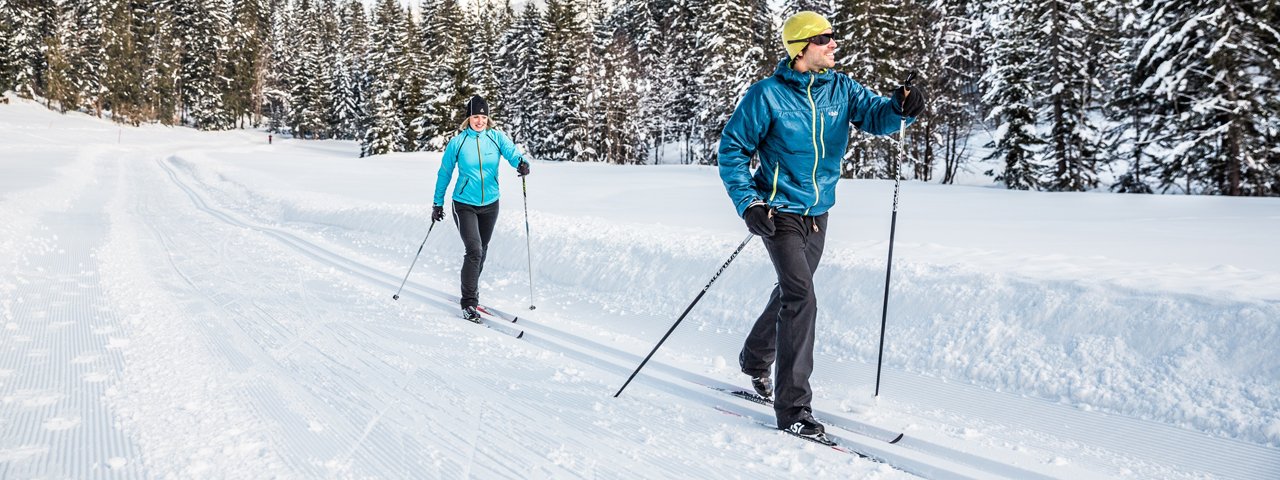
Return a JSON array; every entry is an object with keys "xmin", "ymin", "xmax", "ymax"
[{"xmin": 717, "ymin": 11, "xmax": 927, "ymax": 438}]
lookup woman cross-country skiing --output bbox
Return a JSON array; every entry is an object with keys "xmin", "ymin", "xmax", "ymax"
[{"xmin": 432, "ymin": 95, "xmax": 530, "ymax": 322}]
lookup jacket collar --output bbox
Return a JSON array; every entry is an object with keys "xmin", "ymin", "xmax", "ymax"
[
  {"xmin": 773, "ymin": 58, "xmax": 834, "ymax": 90},
  {"xmin": 462, "ymin": 127, "xmax": 488, "ymax": 139}
]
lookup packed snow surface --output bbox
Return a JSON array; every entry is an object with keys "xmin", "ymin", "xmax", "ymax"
[{"xmin": 2, "ymin": 97, "xmax": 1278, "ymax": 478}]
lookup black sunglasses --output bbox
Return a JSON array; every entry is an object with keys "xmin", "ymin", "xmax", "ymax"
[{"xmin": 787, "ymin": 33, "xmax": 835, "ymax": 46}]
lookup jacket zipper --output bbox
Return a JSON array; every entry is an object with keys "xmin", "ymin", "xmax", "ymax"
[
  {"xmin": 805, "ymin": 74, "xmax": 819, "ymax": 216},
  {"xmin": 476, "ymin": 132, "xmax": 485, "ymax": 204}
]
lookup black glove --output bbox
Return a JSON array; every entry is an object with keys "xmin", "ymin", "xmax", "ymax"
[
  {"xmin": 743, "ymin": 204, "xmax": 775, "ymax": 237},
  {"xmin": 891, "ymin": 84, "xmax": 927, "ymax": 117},
  {"xmin": 517, "ymin": 160, "xmax": 530, "ymax": 176},
  {"xmin": 432, "ymin": 205, "xmax": 444, "ymax": 222}
]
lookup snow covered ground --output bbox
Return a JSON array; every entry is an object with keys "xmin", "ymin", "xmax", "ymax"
[{"xmin": 2, "ymin": 96, "xmax": 1278, "ymax": 479}]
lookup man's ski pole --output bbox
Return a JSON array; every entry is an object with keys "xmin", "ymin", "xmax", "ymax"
[
  {"xmin": 614, "ymin": 234, "xmax": 754, "ymax": 398},
  {"xmin": 392, "ymin": 218, "xmax": 438, "ymax": 301},
  {"xmin": 875, "ymin": 72, "xmax": 915, "ymax": 397},
  {"xmin": 521, "ymin": 175, "xmax": 535, "ymax": 310}
]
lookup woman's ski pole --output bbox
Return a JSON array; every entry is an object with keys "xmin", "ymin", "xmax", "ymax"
[
  {"xmin": 392, "ymin": 218, "xmax": 438, "ymax": 301},
  {"xmin": 522, "ymin": 175, "xmax": 535, "ymax": 310}
]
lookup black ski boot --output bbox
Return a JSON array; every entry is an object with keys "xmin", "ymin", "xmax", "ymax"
[
  {"xmin": 782, "ymin": 411, "xmax": 825, "ymax": 437},
  {"xmin": 751, "ymin": 376, "xmax": 773, "ymax": 399},
  {"xmin": 739, "ymin": 349, "xmax": 773, "ymax": 399},
  {"xmin": 461, "ymin": 306, "xmax": 481, "ymax": 324}
]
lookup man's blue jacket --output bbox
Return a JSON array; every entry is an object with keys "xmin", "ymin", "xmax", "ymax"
[{"xmin": 719, "ymin": 59, "xmax": 915, "ymax": 217}]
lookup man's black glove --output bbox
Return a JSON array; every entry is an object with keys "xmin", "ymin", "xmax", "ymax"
[
  {"xmin": 517, "ymin": 160, "xmax": 530, "ymax": 176},
  {"xmin": 891, "ymin": 84, "xmax": 927, "ymax": 117},
  {"xmin": 744, "ymin": 204, "xmax": 775, "ymax": 237},
  {"xmin": 432, "ymin": 205, "xmax": 444, "ymax": 222}
]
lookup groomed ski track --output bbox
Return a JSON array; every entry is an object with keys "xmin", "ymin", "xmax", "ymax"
[
  {"xmin": 147, "ymin": 151, "xmax": 1280, "ymax": 480},
  {"xmin": 4, "ymin": 106, "xmax": 1276, "ymax": 478}
]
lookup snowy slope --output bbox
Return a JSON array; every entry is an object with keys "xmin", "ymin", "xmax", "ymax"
[{"xmin": 2, "ymin": 97, "xmax": 1278, "ymax": 479}]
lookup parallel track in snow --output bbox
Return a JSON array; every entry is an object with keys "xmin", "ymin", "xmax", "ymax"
[
  {"xmin": 152, "ymin": 157, "xmax": 1036, "ymax": 479},
  {"xmin": 156, "ymin": 157, "xmax": 1280, "ymax": 480},
  {"xmin": 0, "ymin": 156, "xmax": 146, "ymax": 479}
]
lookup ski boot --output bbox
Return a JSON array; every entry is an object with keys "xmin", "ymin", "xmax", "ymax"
[{"xmin": 461, "ymin": 306, "xmax": 481, "ymax": 324}]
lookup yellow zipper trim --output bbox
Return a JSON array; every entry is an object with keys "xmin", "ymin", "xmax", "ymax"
[
  {"xmin": 805, "ymin": 74, "xmax": 819, "ymax": 216},
  {"xmin": 769, "ymin": 168, "xmax": 780, "ymax": 203}
]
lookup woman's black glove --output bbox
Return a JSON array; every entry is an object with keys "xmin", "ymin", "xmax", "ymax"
[
  {"xmin": 517, "ymin": 161, "xmax": 530, "ymax": 176},
  {"xmin": 432, "ymin": 205, "xmax": 444, "ymax": 222}
]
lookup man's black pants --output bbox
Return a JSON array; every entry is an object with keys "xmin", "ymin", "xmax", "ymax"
[
  {"xmin": 739, "ymin": 212, "xmax": 828, "ymax": 427},
  {"xmin": 452, "ymin": 200, "xmax": 499, "ymax": 308}
]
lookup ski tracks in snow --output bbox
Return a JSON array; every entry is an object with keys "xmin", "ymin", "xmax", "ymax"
[
  {"xmin": 144, "ymin": 154, "xmax": 899, "ymax": 478},
  {"xmin": 0, "ymin": 147, "xmax": 145, "ymax": 478},
  {"xmin": 13, "ymin": 146, "xmax": 1267, "ymax": 478},
  {"xmin": 147, "ymin": 155, "xmax": 1041, "ymax": 479},
  {"xmin": 108, "ymin": 155, "xmax": 543, "ymax": 477},
  {"xmin": 151, "ymin": 152, "xmax": 1280, "ymax": 480}
]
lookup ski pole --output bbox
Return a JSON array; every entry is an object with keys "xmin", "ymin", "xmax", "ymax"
[
  {"xmin": 614, "ymin": 233, "xmax": 754, "ymax": 398},
  {"xmin": 392, "ymin": 218, "xmax": 438, "ymax": 301},
  {"xmin": 521, "ymin": 175, "xmax": 535, "ymax": 310},
  {"xmin": 875, "ymin": 71, "xmax": 915, "ymax": 397}
]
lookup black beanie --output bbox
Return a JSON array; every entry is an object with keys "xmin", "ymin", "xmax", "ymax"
[{"xmin": 465, "ymin": 95, "xmax": 489, "ymax": 117}]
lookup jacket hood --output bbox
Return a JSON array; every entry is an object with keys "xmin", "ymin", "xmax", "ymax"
[{"xmin": 773, "ymin": 58, "xmax": 835, "ymax": 90}]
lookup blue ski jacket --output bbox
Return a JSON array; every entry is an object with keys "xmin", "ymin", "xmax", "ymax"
[
  {"xmin": 718, "ymin": 59, "xmax": 915, "ymax": 217},
  {"xmin": 434, "ymin": 127, "xmax": 525, "ymax": 207}
]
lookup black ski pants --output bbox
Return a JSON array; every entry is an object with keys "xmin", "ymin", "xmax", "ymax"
[
  {"xmin": 739, "ymin": 212, "xmax": 828, "ymax": 427},
  {"xmin": 452, "ymin": 200, "xmax": 500, "ymax": 308}
]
